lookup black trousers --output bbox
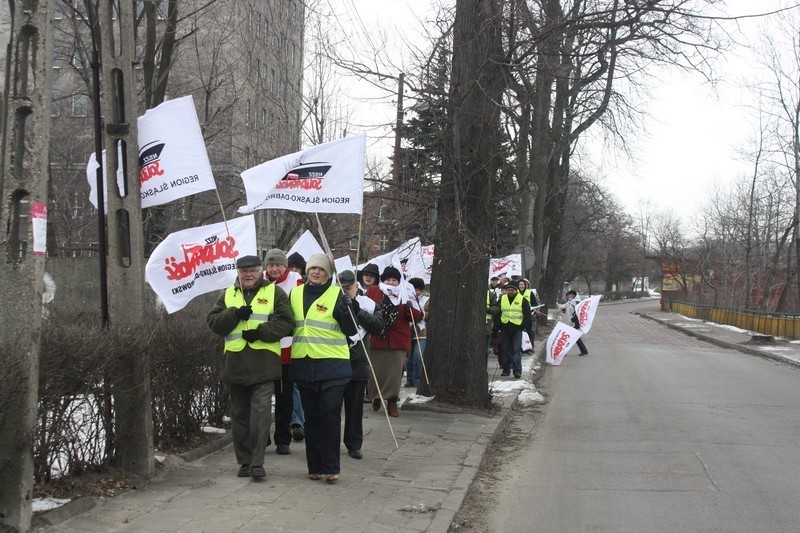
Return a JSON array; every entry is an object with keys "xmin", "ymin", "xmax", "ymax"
[
  {"xmin": 297, "ymin": 381, "xmax": 346, "ymax": 475},
  {"xmin": 273, "ymin": 364, "xmax": 293, "ymax": 446},
  {"xmin": 342, "ymin": 379, "xmax": 366, "ymax": 452}
]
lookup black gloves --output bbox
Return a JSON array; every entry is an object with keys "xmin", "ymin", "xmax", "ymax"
[
  {"xmin": 234, "ymin": 305, "xmax": 253, "ymax": 320},
  {"xmin": 242, "ymin": 328, "xmax": 260, "ymax": 343}
]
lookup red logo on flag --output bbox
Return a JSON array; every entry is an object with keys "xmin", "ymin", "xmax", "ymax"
[{"xmin": 164, "ymin": 235, "xmax": 239, "ymax": 281}]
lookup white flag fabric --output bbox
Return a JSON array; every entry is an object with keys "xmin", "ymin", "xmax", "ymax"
[
  {"xmin": 239, "ymin": 133, "xmax": 366, "ymax": 215},
  {"xmin": 546, "ymin": 321, "xmax": 583, "ymax": 366},
  {"xmin": 574, "ymin": 295, "xmax": 601, "ymax": 333},
  {"xmin": 87, "ymin": 147, "xmax": 125, "ymax": 211},
  {"xmin": 334, "ymin": 255, "xmax": 355, "ymax": 275},
  {"xmin": 145, "ymin": 216, "xmax": 257, "ymax": 314},
  {"xmin": 489, "ymin": 253, "xmax": 522, "ymax": 281},
  {"xmin": 287, "ymin": 230, "xmax": 324, "ymax": 261},
  {"xmin": 138, "ymin": 95, "xmax": 216, "ymax": 208}
]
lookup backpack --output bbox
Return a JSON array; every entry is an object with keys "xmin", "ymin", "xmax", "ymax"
[{"xmin": 378, "ymin": 293, "xmax": 399, "ymax": 337}]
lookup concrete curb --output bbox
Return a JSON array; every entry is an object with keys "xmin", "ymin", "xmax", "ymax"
[
  {"xmin": 179, "ymin": 432, "xmax": 233, "ymax": 462},
  {"xmin": 638, "ymin": 312, "xmax": 800, "ymax": 370}
]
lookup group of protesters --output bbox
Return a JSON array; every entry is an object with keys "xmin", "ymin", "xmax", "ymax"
[
  {"xmin": 207, "ymin": 250, "xmax": 428, "ymax": 484},
  {"xmin": 485, "ymin": 275, "xmax": 543, "ymax": 379}
]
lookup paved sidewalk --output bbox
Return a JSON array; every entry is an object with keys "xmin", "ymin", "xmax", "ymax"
[
  {"xmin": 641, "ymin": 309, "xmax": 800, "ymax": 368},
  {"xmin": 34, "ymin": 352, "xmax": 541, "ymax": 533}
]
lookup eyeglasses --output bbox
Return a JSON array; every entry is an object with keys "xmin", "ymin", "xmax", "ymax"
[{"xmin": 238, "ymin": 267, "xmax": 262, "ymax": 275}]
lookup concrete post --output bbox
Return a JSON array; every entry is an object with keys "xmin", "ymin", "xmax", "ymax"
[
  {"xmin": 0, "ymin": 1, "xmax": 54, "ymax": 531},
  {"xmin": 97, "ymin": 0, "xmax": 154, "ymax": 479}
]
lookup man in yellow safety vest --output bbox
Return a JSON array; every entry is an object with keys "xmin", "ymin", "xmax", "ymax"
[
  {"xmin": 499, "ymin": 280, "xmax": 532, "ymax": 378},
  {"xmin": 207, "ymin": 255, "xmax": 294, "ymax": 479}
]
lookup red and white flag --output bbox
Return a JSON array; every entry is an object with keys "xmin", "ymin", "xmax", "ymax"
[
  {"xmin": 488, "ymin": 254, "xmax": 522, "ymax": 281},
  {"xmin": 546, "ymin": 321, "xmax": 583, "ymax": 366},
  {"xmin": 238, "ymin": 133, "xmax": 366, "ymax": 215},
  {"xmin": 574, "ymin": 295, "xmax": 601, "ymax": 333},
  {"xmin": 137, "ymin": 95, "xmax": 217, "ymax": 208},
  {"xmin": 145, "ymin": 216, "xmax": 257, "ymax": 314}
]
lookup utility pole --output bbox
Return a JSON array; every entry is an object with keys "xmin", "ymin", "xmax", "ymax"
[
  {"xmin": 0, "ymin": 1, "xmax": 54, "ymax": 531},
  {"xmin": 392, "ymin": 72, "xmax": 405, "ymax": 186},
  {"xmin": 95, "ymin": 0, "xmax": 154, "ymax": 479}
]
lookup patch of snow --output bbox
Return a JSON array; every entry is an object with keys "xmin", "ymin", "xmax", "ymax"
[
  {"xmin": 32, "ymin": 497, "xmax": 70, "ymax": 513},
  {"xmin": 518, "ymin": 389, "xmax": 545, "ymax": 406},
  {"xmin": 222, "ymin": 416, "xmax": 232, "ymax": 423},
  {"xmin": 202, "ymin": 426, "xmax": 226, "ymax": 434},
  {"xmin": 154, "ymin": 454, "xmax": 165, "ymax": 463},
  {"xmin": 402, "ymin": 393, "xmax": 434, "ymax": 405}
]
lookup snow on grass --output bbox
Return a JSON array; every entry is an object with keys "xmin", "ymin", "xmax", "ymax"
[
  {"xmin": 201, "ymin": 426, "xmax": 226, "ymax": 434},
  {"xmin": 32, "ymin": 497, "xmax": 71, "ymax": 513}
]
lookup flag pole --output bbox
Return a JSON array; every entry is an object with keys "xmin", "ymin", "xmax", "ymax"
[
  {"xmin": 213, "ymin": 187, "xmax": 231, "ymax": 237},
  {"xmin": 314, "ymin": 213, "xmax": 399, "ymax": 449}
]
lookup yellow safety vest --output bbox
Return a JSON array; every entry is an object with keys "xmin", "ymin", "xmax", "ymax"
[
  {"xmin": 290, "ymin": 284, "xmax": 349, "ymax": 360},
  {"xmin": 223, "ymin": 283, "xmax": 280, "ymax": 355},
  {"xmin": 501, "ymin": 294, "xmax": 523, "ymax": 326},
  {"xmin": 519, "ymin": 288, "xmax": 531, "ymax": 303},
  {"xmin": 486, "ymin": 291, "xmax": 492, "ymax": 322}
]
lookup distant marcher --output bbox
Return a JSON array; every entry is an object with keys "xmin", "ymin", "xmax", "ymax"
[
  {"xmin": 405, "ymin": 277, "xmax": 429, "ymax": 387},
  {"xmin": 499, "ymin": 281, "xmax": 531, "ymax": 378},
  {"xmin": 207, "ymin": 255, "xmax": 294, "ymax": 479},
  {"xmin": 339, "ymin": 270, "xmax": 384, "ymax": 460},
  {"xmin": 287, "ymin": 252, "xmax": 306, "ymax": 278},
  {"xmin": 264, "ymin": 248, "xmax": 304, "ymax": 454},
  {"xmin": 357, "ymin": 263, "xmax": 380, "ymax": 290},
  {"xmin": 289, "ymin": 254, "xmax": 359, "ymax": 483},
  {"xmin": 561, "ymin": 289, "xmax": 589, "ymax": 356},
  {"xmin": 368, "ymin": 266, "xmax": 422, "ymax": 417}
]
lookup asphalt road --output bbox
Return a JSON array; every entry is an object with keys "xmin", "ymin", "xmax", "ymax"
[{"xmin": 485, "ymin": 299, "xmax": 800, "ymax": 532}]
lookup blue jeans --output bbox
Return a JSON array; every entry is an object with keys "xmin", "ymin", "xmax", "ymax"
[
  {"xmin": 501, "ymin": 330, "xmax": 522, "ymax": 375},
  {"xmin": 405, "ymin": 338, "xmax": 426, "ymax": 385},
  {"xmin": 291, "ymin": 384, "xmax": 304, "ymax": 427}
]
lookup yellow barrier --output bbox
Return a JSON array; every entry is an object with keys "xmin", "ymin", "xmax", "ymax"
[{"xmin": 667, "ymin": 301, "xmax": 800, "ymax": 339}]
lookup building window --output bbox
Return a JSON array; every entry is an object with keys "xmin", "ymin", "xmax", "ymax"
[
  {"xmin": 379, "ymin": 234, "xmax": 388, "ymax": 251},
  {"xmin": 349, "ymin": 237, "xmax": 358, "ymax": 251},
  {"xmin": 72, "ymin": 91, "xmax": 88, "ymax": 117},
  {"xmin": 378, "ymin": 204, "xmax": 388, "ymax": 222},
  {"xmin": 271, "ymin": 69, "xmax": 276, "ymax": 91},
  {"xmin": 52, "ymin": 44, "xmax": 61, "ymax": 69},
  {"xmin": 54, "ymin": 0, "xmax": 63, "ymax": 19},
  {"xmin": 51, "ymin": 89, "xmax": 61, "ymax": 116}
]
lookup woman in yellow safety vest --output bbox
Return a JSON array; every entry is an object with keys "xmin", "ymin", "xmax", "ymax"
[{"xmin": 289, "ymin": 253, "xmax": 359, "ymax": 484}]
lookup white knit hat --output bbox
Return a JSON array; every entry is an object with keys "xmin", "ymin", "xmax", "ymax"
[{"xmin": 306, "ymin": 253, "xmax": 332, "ymax": 276}]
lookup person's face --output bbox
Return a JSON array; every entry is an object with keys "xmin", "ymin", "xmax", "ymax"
[
  {"xmin": 343, "ymin": 283, "xmax": 358, "ymax": 298},
  {"xmin": 519, "ymin": 281, "xmax": 528, "ymax": 291},
  {"xmin": 266, "ymin": 263, "xmax": 287, "ymax": 280},
  {"xmin": 362, "ymin": 273, "xmax": 377, "ymax": 286},
  {"xmin": 237, "ymin": 266, "xmax": 262, "ymax": 289},
  {"xmin": 307, "ymin": 266, "xmax": 329, "ymax": 285},
  {"xmin": 288, "ymin": 264, "xmax": 303, "ymax": 274},
  {"xmin": 383, "ymin": 278, "xmax": 399, "ymax": 287},
  {"xmin": 490, "ymin": 279, "xmax": 498, "ymax": 287},
  {"xmin": 415, "ymin": 288, "xmax": 423, "ymax": 298},
  {"xmin": 507, "ymin": 288, "xmax": 517, "ymax": 298}
]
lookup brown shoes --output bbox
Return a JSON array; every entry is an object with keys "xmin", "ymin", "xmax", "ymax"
[
  {"xmin": 372, "ymin": 398, "xmax": 381, "ymax": 411},
  {"xmin": 387, "ymin": 398, "xmax": 399, "ymax": 417}
]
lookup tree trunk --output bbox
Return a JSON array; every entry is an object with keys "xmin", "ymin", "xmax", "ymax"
[{"xmin": 421, "ymin": 0, "xmax": 504, "ymax": 408}]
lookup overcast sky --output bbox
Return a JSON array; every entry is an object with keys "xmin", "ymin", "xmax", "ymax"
[{"xmin": 321, "ymin": 0, "xmax": 797, "ymax": 227}]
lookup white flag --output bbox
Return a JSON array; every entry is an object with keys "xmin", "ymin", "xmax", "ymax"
[
  {"xmin": 87, "ymin": 146, "xmax": 125, "ymax": 211},
  {"xmin": 334, "ymin": 255, "xmax": 355, "ymax": 275},
  {"xmin": 489, "ymin": 254, "xmax": 522, "ymax": 281},
  {"xmin": 287, "ymin": 229, "xmax": 324, "ymax": 261},
  {"xmin": 574, "ymin": 295, "xmax": 601, "ymax": 333},
  {"xmin": 238, "ymin": 133, "xmax": 366, "ymax": 215},
  {"xmin": 138, "ymin": 95, "xmax": 217, "ymax": 208},
  {"xmin": 546, "ymin": 321, "xmax": 583, "ymax": 366},
  {"xmin": 145, "ymin": 216, "xmax": 257, "ymax": 314}
]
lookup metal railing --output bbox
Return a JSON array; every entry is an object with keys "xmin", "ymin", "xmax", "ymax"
[{"xmin": 664, "ymin": 300, "xmax": 800, "ymax": 340}]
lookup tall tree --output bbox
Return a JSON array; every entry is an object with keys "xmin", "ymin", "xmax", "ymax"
[{"xmin": 422, "ymin": 0, "xmax": 505, "ymax": 407}]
